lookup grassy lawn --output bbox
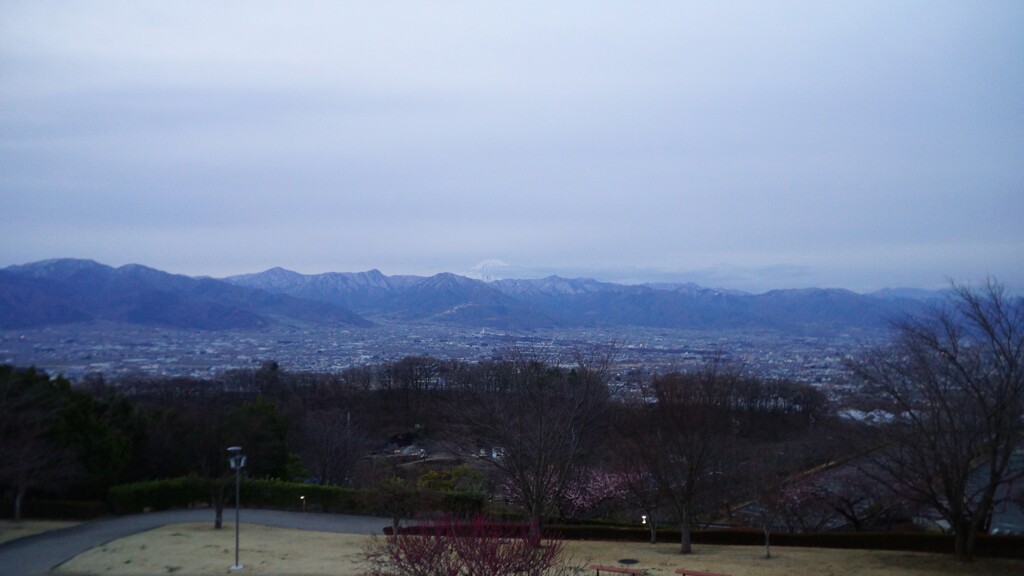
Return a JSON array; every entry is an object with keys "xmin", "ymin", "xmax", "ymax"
[{"xmin": 51, "ymin": 522, "xmax": 1024, "ymax": 575}]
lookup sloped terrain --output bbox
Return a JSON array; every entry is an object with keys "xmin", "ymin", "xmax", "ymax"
[{"xmin": 0, "ymin": 260, "xmax": 371, "ymax": 330}]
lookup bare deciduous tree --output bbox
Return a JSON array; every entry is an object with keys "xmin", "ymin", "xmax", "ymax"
[
  {"xmin": 848, "ymin": 280, "xmax": 1024, "ymax": 560},
  {"xmin": 456, "ymin": 347, "xmax": 615, "ymax": 542},
  {"xmin": 297, "ymin": 408, "xmax": 370, "ymax": 487},
  {"xmin": 618, "ymin": 359, "xmax": 742, "ymax": 554}
]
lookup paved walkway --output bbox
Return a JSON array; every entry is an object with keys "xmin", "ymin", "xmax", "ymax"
[{"xmin": 0, "ymin": 509, "xmax": 390, "ymax": 576}]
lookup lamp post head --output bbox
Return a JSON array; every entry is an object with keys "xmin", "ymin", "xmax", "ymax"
[{"xmin": 227, "ymin": 446, "xmax": 246, "ymax": 470}]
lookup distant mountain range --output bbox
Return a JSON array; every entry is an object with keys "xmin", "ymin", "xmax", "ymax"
[
  {"xmin": 0, "ymin": 259, "xmax": 370, "ymax": 330},
  {"xmin": 226, "ymin": 266, "xmax": 945, "ymax": 334},
  {"xmin": 0, "ymin": 259, "xmax": 946, "ymax": 335}
]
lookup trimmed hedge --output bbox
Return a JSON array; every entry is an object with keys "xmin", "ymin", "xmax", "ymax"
[
  {"xmin": 242, "ymin": 479, "xmax": 366, "ymax": 513},
  {"xmin": 440, "ymin": 491, "xmax": 487, "ymax": 517},
  {"xmin": 108, "ymin": 477, "xmax": 486, "ymax": 518},
  {"xmin": 544, "ymin": 525, "xmax": 1024, "ymax": 559},
  {"xmin": 240, "ymin": 479, "xmax": 485, "ymax": 516},
  {"xmin": 758, "ymin": 530, "xmax": 1024, "ymax": 559},
  {"xmin": 108, "ymin": 476, "xmax": 209, "ymax": 514},
  {"xmin": 392, "ymin": 520, "xmax": 533, "ymax": 538}
]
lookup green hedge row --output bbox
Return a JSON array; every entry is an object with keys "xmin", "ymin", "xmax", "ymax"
[
  {"xmin": 107, "ymin": 477, "xmax": 486, "ymax": 518},
  {"xmin": 241, "ymin": 478, "xmax": 486, "ymax": 516},
  {"xmin": 760, "ymin": 530, "xmax": 1024, "ymax": 559},
  {"xmin": 544, "ymin": 525, "xmax": 1024, "ymax": 559},
  {"xmin": 241, "ymin": 479, "xmax": 364, "ymax": 513},
  {"xmin": 108, "ymin": 476, "xmax": 209, "ymax": 514}
]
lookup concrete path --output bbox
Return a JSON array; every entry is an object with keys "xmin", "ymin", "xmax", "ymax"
[{"xmin": 0, "ymin": 509, "xmax": 391, "ymax": 576}]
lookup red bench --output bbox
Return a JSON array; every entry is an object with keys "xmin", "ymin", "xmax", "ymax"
[
  {"xmin": 675, "ymin": 569, "xmax": 731, "ymax": 576},
  {"xmin": 589, "ymin": 565, "xmax": 643, "ymax": 575}
]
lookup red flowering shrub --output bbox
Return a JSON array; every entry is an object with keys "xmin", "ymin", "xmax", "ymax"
[{"xmin": 364, "ymin": 515, "xmax": 568, "ymax": 576}]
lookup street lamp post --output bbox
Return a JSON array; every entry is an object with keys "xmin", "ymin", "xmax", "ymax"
[{"xmin": 227, "ymin": 446, "xmax": 247, "ymax": 571}]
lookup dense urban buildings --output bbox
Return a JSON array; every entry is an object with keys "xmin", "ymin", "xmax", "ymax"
[{"xmin": 1, "ymin": 321, "xmax": 877, "ymax": 385}]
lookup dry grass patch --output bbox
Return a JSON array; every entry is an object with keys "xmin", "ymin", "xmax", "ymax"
[
  {"xmin": 53, "ymin": 523, "xmax": 1024, "ymax": 576},
  {"xmin": 0, "ymin": 520, "xmax": 78, "ymax": 545},
  {"xmin": 55, "ymin": 523, "xmax": 370, "ymax": 575}
]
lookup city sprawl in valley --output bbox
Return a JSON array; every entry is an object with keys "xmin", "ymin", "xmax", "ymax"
[
  {"xmin": 0, "ymin": 258, "xmax": 923, "ymax": 382},
  {"xmin": 2, "ymin": 321, "xmax": 874, "ymax": 384}
]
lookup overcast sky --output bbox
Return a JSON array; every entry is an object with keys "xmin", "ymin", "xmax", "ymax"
[{"xmin": 2, "ymin": 2, "xmax": 1021, "ymax": 293}]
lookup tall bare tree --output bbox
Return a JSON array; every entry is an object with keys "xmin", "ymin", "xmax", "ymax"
[
  {"xmin": 619, "ymin": 361, "xmax": 741, "ymax": 554},
  {"xmin": 456, "ymin": 347, "xmax": 615, "ymax": 541},
  {"xmin": 848, "ymin": 280, "xmax": 1024, "ymax": 560},
  {"xmin": 297, "ymin": 408, "xmax": 370, "ymax": 487}
]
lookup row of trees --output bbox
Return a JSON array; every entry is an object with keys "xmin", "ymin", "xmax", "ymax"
[
  {"xmin": 0, "ymin": 366, "xmax": 133, "ymax": 519},
  {"xmin": 0, "ymin": 347, "xmax": 831, "ymax": 538}
]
